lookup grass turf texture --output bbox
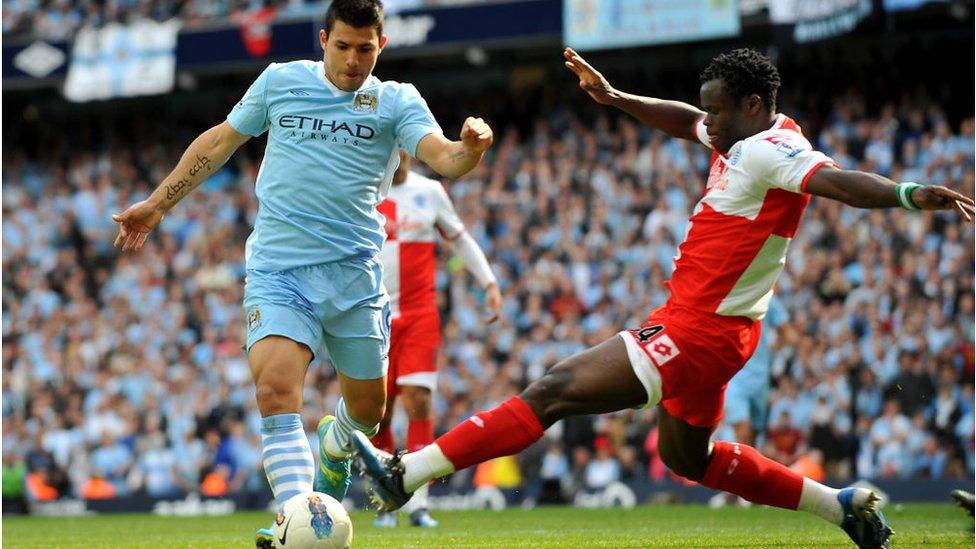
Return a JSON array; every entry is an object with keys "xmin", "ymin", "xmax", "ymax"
[{"xmin": 2, "ymin": 503, "xmax": 971, "ymax": 548}]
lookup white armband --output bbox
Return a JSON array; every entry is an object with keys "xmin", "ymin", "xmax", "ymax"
[{"xmin": 452, "ymin": 231, "xmax": 497, "ymax": 288}]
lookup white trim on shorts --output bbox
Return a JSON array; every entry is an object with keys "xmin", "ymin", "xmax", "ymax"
[
  {"xmin": 618, "ymin": 330, "xmax": 664, "ymax": 409},
  {"xmin": 395, "ymin": 372, "xmax": 438, "ymax": 392}
]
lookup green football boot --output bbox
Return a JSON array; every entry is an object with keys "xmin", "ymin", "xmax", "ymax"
[{"xmin": 313, "ymin": 415, "xmax": 352, "ymax": 501}]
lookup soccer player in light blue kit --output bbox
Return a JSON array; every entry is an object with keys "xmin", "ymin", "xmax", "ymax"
[{"xmin": 111, "ymin": 1, "xmax": 493, "ymax": 546}]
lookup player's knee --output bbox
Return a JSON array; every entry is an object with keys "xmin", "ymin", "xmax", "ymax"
[
  {"xmin": 521, "ymin": 361, "xmax": 575, "ymax": 426},
  {"xmin": 658, "ymin": 439, "xmax": 709, "ymax": 481},
  {"xmin": 401, "ymin": 386, "xmax": 431, "ymax": 420},
  {"xmin": 346, "ymin": 394, "xmax": 386, "ymax": 427},
  {"xmin": 254, "ymin": 378, "xmax": 301, "ymax": 415}
]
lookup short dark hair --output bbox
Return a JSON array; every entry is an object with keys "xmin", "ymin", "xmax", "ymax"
[
  {"xmin": 700, "ymin": 48, "xmax": 781, "ymax": 111},
  {"xmin": 324, "ymin": 0, "xmax": 384, "ymax": 36}
]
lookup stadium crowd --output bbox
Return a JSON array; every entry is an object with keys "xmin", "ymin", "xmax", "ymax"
[
  {"xmin": 2, "ymin": 0, "xmax": 497, "ymax": 40},
  {"xmin": 2, "ymin": 79, "xmax": 974, "ymax": 508}
]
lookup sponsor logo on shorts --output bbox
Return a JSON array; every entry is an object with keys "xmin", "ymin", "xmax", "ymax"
[
  {"xmin": 641, "ymin": 334, "xmax": 680, "ymax": 368},
  {"xmin": 247, "ymin": 307, "xmax": 261, "ymax": 332}
]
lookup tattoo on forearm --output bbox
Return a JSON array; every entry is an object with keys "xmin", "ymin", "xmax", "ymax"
[
  {"xmin": 165, "ymin": 178, "xmax": 192, "ymax": 201},
  {"xmin": 164, "ymin": 155, "xmax": 211, "ymax": 202},
  {"xmin": 188, "ymin": 155, "xmax": 211, "ymax": 177}
]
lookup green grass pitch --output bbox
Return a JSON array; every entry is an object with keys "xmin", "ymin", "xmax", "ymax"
[{"xmin": 2, "ymin": 504, "xmax": 971, "ymax": 548}]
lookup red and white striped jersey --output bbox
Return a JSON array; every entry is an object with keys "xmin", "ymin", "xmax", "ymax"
[
  {"xmin": 668, "ymin": 114, "xmax": 836, "ymax": 320},
  {"xmin": 377, "ymin": 171, "xmax": 465, "ymax": 317}
]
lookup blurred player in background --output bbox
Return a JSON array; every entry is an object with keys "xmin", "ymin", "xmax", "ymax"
[
  {"xmin": 110, "ymin": 1, "xmax": 493, "ymax": 546},
  {"xmin": 710, "ymin": 292, "xmax": 791, "ymax": 508},
  {"xmin": 372, "ymin": 150, "xmax": 501, "ymax": 528},
  {"xmin": 354, "ymin": 47, "xmax": 976, "ymax": 549}
]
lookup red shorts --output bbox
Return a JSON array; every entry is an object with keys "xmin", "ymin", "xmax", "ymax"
[
  {"xmin": 622, "ymin": 303, "xmax": 761, "ymax": 429},
  {"xmin": 386, "ymin": 311, "xmax": 441, "ymax": 396}
]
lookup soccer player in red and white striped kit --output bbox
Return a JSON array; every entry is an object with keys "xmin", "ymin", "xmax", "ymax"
[
  {"xmin": 355, "ymin": 48, "xmax": 975, "ymax": 548},
  {"xmin": 372, "ymin": 149, "xmax": 501, "ymax": 527}
]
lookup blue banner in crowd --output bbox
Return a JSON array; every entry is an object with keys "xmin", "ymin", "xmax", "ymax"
[{"xmin": 564, "ymin": 0, "xmax": 741, "ymax": 52}]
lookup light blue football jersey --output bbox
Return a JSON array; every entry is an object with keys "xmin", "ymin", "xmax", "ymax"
[{"xmin": 227, "ymin": 60, "xmax": 443, "ymax": 271}]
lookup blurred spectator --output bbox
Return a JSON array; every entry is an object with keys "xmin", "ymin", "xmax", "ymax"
[
  {"xmin": 2, "ymin": 452, "xmax": 28, "ymax": 513},
  {"xmin": 584, "ymin": 436, "xmax": 620, "ymax": 490}
]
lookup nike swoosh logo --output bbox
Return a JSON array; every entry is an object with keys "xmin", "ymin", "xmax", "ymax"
[{"xmin": 278, "ymin": 516, "xmax": 292, "ymax": 546}]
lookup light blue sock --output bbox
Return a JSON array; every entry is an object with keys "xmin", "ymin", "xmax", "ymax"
[
  {"xmin": 261, "ymin": 413, "xmax": 314, "ymax": 506},
  {"xmin": 324, "ymin": 398, "xmax": 380, "ymax": 459}
]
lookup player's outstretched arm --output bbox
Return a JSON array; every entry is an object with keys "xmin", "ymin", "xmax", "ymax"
[
  {"xmin": 416, "ymin": 117, "xmax": 493, "ymax": 179},
  {"xmin": 563, "ymin": 47, "xmax": 703, "ymax": 142},
  {"xmin": 448, "ymin": 231, "xmax": 501, "ymax": 322},
  {"xmin": 112, "ymin": 121, "xmax": 251, "ymax": 251},
  {"xmin": 806, "ymin": 166, "xmax": 975, "ymax": 220}
]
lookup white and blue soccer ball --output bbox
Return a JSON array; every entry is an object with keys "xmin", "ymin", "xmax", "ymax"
[{"xmin": 273, "ymin": 492, "xmax": 353, "ymax": 549}]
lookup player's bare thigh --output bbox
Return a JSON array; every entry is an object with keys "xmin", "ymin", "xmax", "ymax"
[
  {"xmin": 521, "ymin": 335, "xmax": 647, "ymax": 428},
  {"xmin": 248, "ymin": 335, "xmax": 313, "ymax": 416}
]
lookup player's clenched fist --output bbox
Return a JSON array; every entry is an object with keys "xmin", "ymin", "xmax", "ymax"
[{"xmin": 460, "ymin": 117, "xmax": 493, "ymax": 153}]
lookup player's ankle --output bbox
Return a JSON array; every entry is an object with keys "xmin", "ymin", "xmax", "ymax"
[
  {"xmin": 403, "ymin": 444, "xmax": 453, "ymax": 492},
  {"xmin": 797, "ymin": 478, "xmax": 843, "ymax": 524}
]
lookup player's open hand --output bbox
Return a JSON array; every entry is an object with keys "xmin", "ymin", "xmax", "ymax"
[
  {"xmin": 112, "ymin": 199, "xmax": 166, "ymax": 251},
  {"xmin": 564, "ymin": 48, "xmax": 618, "ymax": 105},
  {"xmin": 484, "ymin": 282, "xmax": 501, "ymax": 324},
  {"xmin": 912, "ymin": 186, "xmax": 975, "ymax": 221},
  {"xmin": 460, "ymin": 117, "xmax": 493, "ymax": 154}
]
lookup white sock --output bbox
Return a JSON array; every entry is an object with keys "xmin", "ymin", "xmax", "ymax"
[
  {"xmin": 404, "ymin": 483, "xmax": 430, "ymax": 514},
  {"xmin": 402, "ymin": 444, "xmax": 453, "ymax": 493},
  {"xmin": 261, "ymin": 413, "xmax": 314, "ymax": 507},
  {"xmin": 797, "ymin": 479, "xmax": 868, "ymax": 525},
  {"xmin": 324, "ymin": 398, "xmax": 378, "ymax": 459}
]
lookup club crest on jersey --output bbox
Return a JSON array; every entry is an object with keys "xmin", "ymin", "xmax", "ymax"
[
  {"xmin": 247, "ymin": 307, "xmax": 261, "ymax": 332},
  {"xmin": 353, "ymin": 90, "xmax": 378, "ymax": 113}
]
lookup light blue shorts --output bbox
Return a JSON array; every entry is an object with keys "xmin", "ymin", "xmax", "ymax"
[
  {"xmin": 243, "ymin": 258, "xmax": 391, "ymax": 380},
  {"xmin": 723, "ymin": 377, "xmax": 768, "ymax": 432}
]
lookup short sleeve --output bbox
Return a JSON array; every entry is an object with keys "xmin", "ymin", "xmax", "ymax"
[
  {"xmin": 432, "ymin": 182, "xmax": 465, "ymax": 239},
  {"xmin": 743, "ymin": 132, "xmax": 837, "ymax": 193},
  {"xmin": 394, "ymin": 84, "xmax": 443, "ymax": 158},
  {"xmin": 227, "ymin": 65, "xmax": 273, "ymax": 137}
]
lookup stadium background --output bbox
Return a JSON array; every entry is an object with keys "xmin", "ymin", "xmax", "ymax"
[{"xmin": 2, "ymin": 0, "xmax": 974, "ymax": 522}]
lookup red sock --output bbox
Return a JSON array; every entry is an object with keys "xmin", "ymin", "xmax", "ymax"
[
  {"xmin": 371, "ymin": 424, "xmax": 395, "ymax": 454},
  {"xmin": 700, "ymin": 441, "xmax": 802, "ymax": 509},
  {"xmin": 407, "ymin": 419, "xmax": 434, "ymax": 453},
  {"xmin": 435, "ymin": 396, "xmax": 543, "ymax": 472}
]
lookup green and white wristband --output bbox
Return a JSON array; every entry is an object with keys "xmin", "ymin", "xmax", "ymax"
[{"xmin": 896, "ymin": 182, "xmax": 922, "ymax": 210}]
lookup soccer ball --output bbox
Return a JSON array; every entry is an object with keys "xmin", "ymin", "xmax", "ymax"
[{"xmin": 273, "ymin": 492, "xmax": 353, "ymax": 549}]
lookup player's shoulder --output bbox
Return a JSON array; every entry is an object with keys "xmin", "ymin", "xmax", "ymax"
[
  {"xmin": 260, "ymin": 60, "xmax": 322, "ymax": 87},
  {"xmin": 368, "ymin": 78, "xmax": 427, "ymax": 104},
  {"xmin": 265, "ymin": 59, "xmax": 318, "ymax": 75},
  {"xmin": 746, "ymin": 114, "xmax": 814, "ymax": 149},
  {"xmin": 738, "ymin": 115, "xmax": 814, "ymax": 165}
]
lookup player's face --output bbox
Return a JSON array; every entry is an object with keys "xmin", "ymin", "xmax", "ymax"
[
  {"xmin": 699, "ymin": 78, "xmax": 757, "ymax": 154},
  {"xmin": 320, "ymin": 21, "xmax": 388, "ymax": 92}
]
